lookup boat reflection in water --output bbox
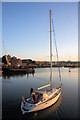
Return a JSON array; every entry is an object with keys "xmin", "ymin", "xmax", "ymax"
[{"xmin": 2, "ymin": 72, "xmax": 34, "ymax": 79}]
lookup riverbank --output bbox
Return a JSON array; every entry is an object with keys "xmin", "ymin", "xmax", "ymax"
[
  {"xmin": 2, "ymin": 66, "xmax": 35, "ymax": 75},
  {"xmin": 28, "ymin": 65, "xmax": 79, "ymax": 68}
]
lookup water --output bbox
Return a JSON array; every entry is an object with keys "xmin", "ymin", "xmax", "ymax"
[{"xmin": 2, "ymin": 68, "xmax": 78, "ymax": 119}]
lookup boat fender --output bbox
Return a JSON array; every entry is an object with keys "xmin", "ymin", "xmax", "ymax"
[{"xmin": 22, "ymin": 96, "xmax": 25, "ymax": 101}]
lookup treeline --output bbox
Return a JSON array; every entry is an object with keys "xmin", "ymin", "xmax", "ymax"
[
  {"xmin": 2, "ymin": 55, "xmax": 36, "ymax": 68},
  {"xmin": 2, "ymin": 55, "xmax": 79, "ymax": 68},
  {"xmin": 2, "ymin": 55, "xmax": 22, "ymax": 66}
]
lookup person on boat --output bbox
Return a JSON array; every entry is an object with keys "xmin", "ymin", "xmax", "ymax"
[
  {"xmin": 22, "ymin": 96, "xmax": 26, "ymax": 104},
  {"xmin": 30, "ymin": 88, "xmax": 36, "ymax": 103}
]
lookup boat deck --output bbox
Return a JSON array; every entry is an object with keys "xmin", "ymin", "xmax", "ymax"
[{"xmin": 26, "ymin": 88, "xmax": 59, "ymax": 104}]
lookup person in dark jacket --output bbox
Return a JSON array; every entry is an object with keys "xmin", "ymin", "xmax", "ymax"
[{"xmin": 30, "ymin": 88, "xmax": 36, "ymax": 103}]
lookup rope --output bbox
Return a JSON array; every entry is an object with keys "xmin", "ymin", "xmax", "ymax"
[{"xmin": 52, "ymin": 19, "xmax": 62, "ymax": 83}]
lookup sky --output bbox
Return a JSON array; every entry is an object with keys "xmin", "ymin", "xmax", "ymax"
[{"xmin": 2, "ymin": 2, "xmax": 78, "ymax": 61}]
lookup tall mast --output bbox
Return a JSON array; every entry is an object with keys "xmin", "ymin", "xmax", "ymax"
[{"xmin": 50, "ymin": 10, "xmax": 52, "ymax": 89}]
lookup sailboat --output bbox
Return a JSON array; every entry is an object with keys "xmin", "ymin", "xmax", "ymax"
[
  {"xmin": 69, "ymin": 56, "xmax": 71, "ymax": 72},
  {"xmin": 21, "ymin": 10, "xmax": 62, "ymax": 114}
]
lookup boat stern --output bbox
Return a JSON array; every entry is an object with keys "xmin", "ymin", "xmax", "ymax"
[{"xmin": 21, "ymin": 101, "xmax": 36, "ymax": 114}]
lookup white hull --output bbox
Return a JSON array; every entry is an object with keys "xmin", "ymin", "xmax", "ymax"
[
  {"xmin": 32, "ymin": 92, "xmax": 61, "ymax": 112},
  {"xmin": 21, "ymin": 90, "xmax": 61, "ymax": 114}
]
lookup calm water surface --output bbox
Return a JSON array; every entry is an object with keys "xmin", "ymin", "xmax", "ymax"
[{"xmin": 2, "ymin": 68, "xmax": 78, "ymax": 119}]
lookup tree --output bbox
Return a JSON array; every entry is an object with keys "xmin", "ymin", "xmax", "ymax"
[
  {"xmin": 11, "ymin": 56, "xmax": 18, "ymax": 66},
  {"xmin": 2, "ymin": 55, "xmax": 11, "ymax": 64},
  {"xmin": 2, "ymin": 55, "xmax": 7, "ymax": 64}
]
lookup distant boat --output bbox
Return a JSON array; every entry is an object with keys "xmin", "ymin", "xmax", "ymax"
[
  {"xmin": 2, "ymin": 41, "xmax": 35, "ymax": 75},
  {"xmin": 2, "ymin": 67, "xmax": 35, "ymax": 74},
  {"xmin": 69, "ymin": 56, "xmax": 71, "ymax": 72},
  {"xmin": 69, "ymin": 69, "xmax": 71, "ymax": 72},
  {"xmin": 62, "ymin": 66, "xmax": 64, "ymax": 68},
  {"xmin": 21, "ymin": 10, "xmax": 62, "ymax": 114}
]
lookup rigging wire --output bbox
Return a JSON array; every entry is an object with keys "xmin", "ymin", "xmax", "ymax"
[{"xmin": 52, "ymin": 19, "xmax": 62, "ymax": 83}]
